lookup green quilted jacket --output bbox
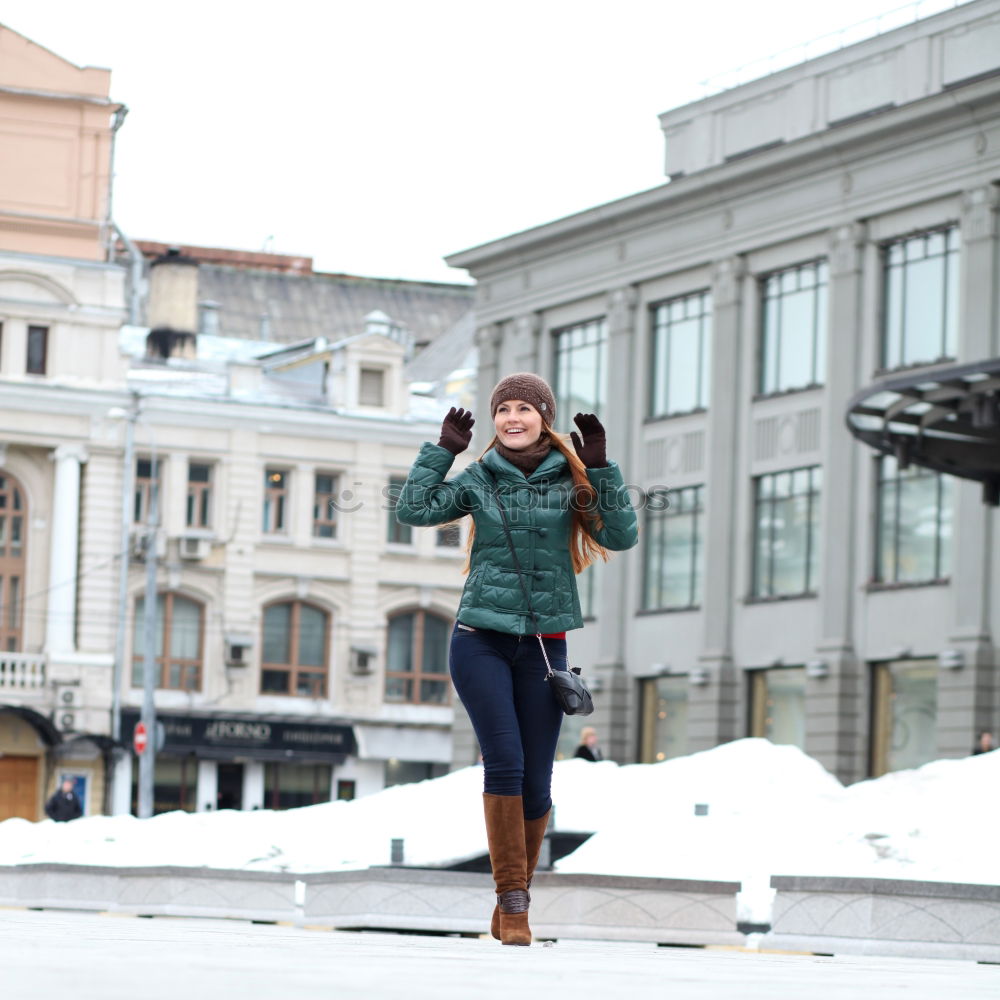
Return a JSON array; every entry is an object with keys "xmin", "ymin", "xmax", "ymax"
[{"xmin": 395, "ymin": 443, "xmax": 638, "ymax": 634}]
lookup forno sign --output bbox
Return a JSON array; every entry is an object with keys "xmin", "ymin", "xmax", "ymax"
[{"xmin": 205, "ymin": 720, "xmax": 271, "ymax": 742}]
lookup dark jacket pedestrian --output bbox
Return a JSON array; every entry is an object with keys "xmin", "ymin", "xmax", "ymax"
[
  {"xmin": 396, "ymin": 372, "xmax": 637, "ymax": 946},
  {"xmin": 45, "ymin": 779, "xmax": 82, "ymax": 822},
  {"xmin": 973, "ymin": 731, "xmax": 995, "ymax": 755},
  {"xmin": 573, "ymin": 726, "xmax": 603, "ymax": 761}
]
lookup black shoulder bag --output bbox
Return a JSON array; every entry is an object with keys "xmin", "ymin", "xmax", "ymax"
[{"xmin": 482, "ymin": 467, "xmax": 594, "ymax": 717}]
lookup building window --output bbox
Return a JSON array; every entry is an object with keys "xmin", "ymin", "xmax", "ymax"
[
  {"xmin": 386, "ymin": 476, "xmax": 412, "ymax": 545},
  {"xmin": 643, "ymin": 485, "xmax": 703, "ymax": 610},
  {"xmin": 875, "ymin": 455, "xmax": 952, "ymax": 584},
  {"xmin": 639, "ymin": 675, "xmax": 689, "ymax": 762},
  {"xmin": 359, "ymin": 367, "xmax": 385, "ymax": 406},
  {"xmin": 752, "ymin": 467, "xmax": 821, "ymax": 598},
  {"xmin": 186, "ymin": 463, "xmax": 213, "ymax": 529},
  {"xmin": 554, "ymin": 318, "xmax": 606, "ymax": 419},
  {"xmin": 760, "ymin": 260, "xmax": 827, "ymax": 395},
  {"xmin": 0, "ymin": 471, "xmax": 26, "ymax": 652},
  {"xmin": 384, "ymin": 760, "xmax": 447, "ymax": 787},
  {"xmin": 131, "ymin": 592, "xmax": 204, "ymax": 691},
  {"xmin": 435, "ymin": 523, "xmax": 461, "ymax": 548},
  {"xmin": 263, "ymin": 469, "xmax": 288, "ymax": 534},
  {"xmin": 134, "ymin": 458, "xmax": 161, "ymax": 525},
  {"xmin": 264, "ymin": 763, "xmax": 331, "ymax": 810},
  {"xmin": 871, "ymin": 659, "xmax": 938, "ymax": 776},
  {"xmin": 26, "ymin": 325, "xmax": 48, "ymax": 375},
  {"xmin": 749, "ymin": 667, "xmax": 806, "ymax": 749},
  {"xmin": 313, "ymin": 473, "xmax": 339, "ymax": 539},
  {"xmin": 385, "ymin": 610, "xmax": 451, "ymax": 705},
  {"xmin": 131, "ymin": 756, "xmax": 197, "ymax": 816},
  {"xmin": 882, "ymin": 226, "xmax": 959, "ymax": 370},
  {"xmin": 650, "ymin": 291, "xmax": 712, "ymax": 416},
  {"xmin": 577, "ymin": 562, "xmax": 600, "ymax": 620},
  {"xmin": 261, "ymin": 600, "xmax": 328, "ymax": 697}
]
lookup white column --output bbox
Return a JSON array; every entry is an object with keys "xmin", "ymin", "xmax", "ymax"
[
  {"xmin": 810, "ymin": 223, "xmax": 867, "ymax": 783},
  {"xmin": 110, "ymin": 752, "xmax": 133, "ymax": 816},
  {"xmin": 691, "ymin": 256, "xmax": 746, "ymax": 750},
  {"xmin": 197, "ymin": 759, "xmax": 218, "ymax": 812},
  {"xmin": 243, "ymin": 761, "xmax": 265, "ymax": 810},
  {"xmin": 472, "ymin": 324, "xmax": 502, "ymax": 454},
  {"xmin": 46, "ymin": 444, "xmax": 87, "ymax": 654}
]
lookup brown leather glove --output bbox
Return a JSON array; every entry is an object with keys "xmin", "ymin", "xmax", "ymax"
[
  {"xmin": 437, "ymin": 407, "xmax": 475, "ymax": 455},
  {"xmin": 570, "ymin": 413, "xmax": 608, "ymax": 468}
]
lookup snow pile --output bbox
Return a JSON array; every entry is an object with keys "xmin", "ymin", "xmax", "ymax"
[
  {"xmin": 2, "ymin": 739, "xmax": 998, "ymax": 923},
  {"xmin": 551, "ymin": 740, "xmax": 1000, "ymax": 920}
]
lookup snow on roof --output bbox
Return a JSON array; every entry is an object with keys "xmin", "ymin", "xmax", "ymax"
[{"xmin": 118, "ymin": 325, "xmax": 450, "ymax": 420}]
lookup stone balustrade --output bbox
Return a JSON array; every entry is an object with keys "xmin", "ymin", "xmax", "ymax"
[{"xmin": 0, "ymin": 653, "xmax": 47, "ymax": 690}]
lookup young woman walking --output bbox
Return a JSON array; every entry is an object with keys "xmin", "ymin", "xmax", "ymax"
[{"xmin": 396, "ymin": 373, "xmax": 638, "ymax": 945}]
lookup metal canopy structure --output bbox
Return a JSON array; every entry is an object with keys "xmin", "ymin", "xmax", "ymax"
[{"xmin": 846, "ymin": 357, "xmax": 1000, "ymax": 506}]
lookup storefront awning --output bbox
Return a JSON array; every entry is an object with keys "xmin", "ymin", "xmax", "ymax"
[
  {"xmin": 353, "ymin": 724, "xmax": 452, "ymax": 764},
  {"xmin": 121, "ymin": 710, "xmax": 356, "ymax": 763}
]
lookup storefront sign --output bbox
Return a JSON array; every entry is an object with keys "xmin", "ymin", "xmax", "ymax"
[{"xmin": 121, "ymin": 711, "xmax": 357, "ymax": 761}]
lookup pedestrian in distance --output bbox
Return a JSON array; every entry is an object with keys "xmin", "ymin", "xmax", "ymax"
[
  {"xmin": 573, "ymin": 726, "xmax": 603, "ymax": 762},
  {"xmin": 396, "ymin": 372, "xmax": 638, "ymax": 946},
  {"xmin": 45, "ymin": 777, "xmax": 83, "ymax": 822},
  {"xmin": 973, "ymin": 730, "xmax": 996, "ymax": 755}
]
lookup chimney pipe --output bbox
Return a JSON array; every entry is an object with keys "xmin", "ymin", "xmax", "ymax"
[{"xmin": 146, "ymin": 247, "xmax": 198, "ymax": 360}]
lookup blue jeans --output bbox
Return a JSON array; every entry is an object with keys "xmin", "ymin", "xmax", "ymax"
[{"xmin": 450, "ymin": 623, "xmax": 566, "ymax": 820}]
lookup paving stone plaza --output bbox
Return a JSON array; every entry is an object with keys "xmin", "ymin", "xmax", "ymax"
[{"xmin": 3, "ymin": 908, "xmax": 997, "ymax": 1000}]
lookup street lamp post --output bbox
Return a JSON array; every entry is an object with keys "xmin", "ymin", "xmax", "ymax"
[
  {"xmin": 107, "ymin": 396, "xmax": 159, "ymax": 819},
  {"xmin": 109, "ymin": 395, "xmax": 137, "ymax": 802},
  {"xmin": 137, "ymin": 431, "xmax": 160, "ymax": 820}
]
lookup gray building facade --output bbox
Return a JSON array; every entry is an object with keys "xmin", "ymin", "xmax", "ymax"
[{"xmin": 447, "ymin": 0, "xmax": 1000, "ymax": 782}]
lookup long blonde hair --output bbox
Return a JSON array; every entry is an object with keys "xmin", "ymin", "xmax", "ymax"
[{"xmin": 461, "ymin": 427, "xmax": 610, "ymax": 575}]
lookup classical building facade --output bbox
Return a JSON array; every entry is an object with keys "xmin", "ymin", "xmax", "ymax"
[
  {"xmin": 447, "ymin": 0, "xmax": 1000, "ymax": 782},
  {"xmin": 0, "ymin": 25, "xmax": 476, "ymax": 820},
  {"xmin": 0, "ymin": 23, "xmax": 129, "ymax": 821}
]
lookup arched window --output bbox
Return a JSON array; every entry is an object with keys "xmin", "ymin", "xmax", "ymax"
[
  {"xmin": 385, "ymin": 610, "xmax": 451, "ymax": 705},
  {"xmin": 132, "ymin": 592, "xmax": 204, "ymax": 691},
  {"xmin": 0, "ymin": 471, "xmax": 26, "ymax": 651},
  {"xmin": 261, "ymin": 600, "xmax": 329, "ymax": 697}
]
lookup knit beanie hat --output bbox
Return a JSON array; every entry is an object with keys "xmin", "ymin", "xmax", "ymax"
[{"xmin": 489, "ymin": 372, "xmax": 556, "ymax": 425}]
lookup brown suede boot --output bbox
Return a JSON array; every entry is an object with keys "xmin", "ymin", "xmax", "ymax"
[
  {"xmin": 483, "ymin": 793, "xmax": 532, "ymax": 946},
  {"xmin": 491, "ymin": 809, "xmax": 549, "ymax": 941}
]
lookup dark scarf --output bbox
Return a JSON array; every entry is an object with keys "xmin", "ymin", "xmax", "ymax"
[{"xmin": 495, "ymin": 433, "xmax": 553, "ymax": 477}]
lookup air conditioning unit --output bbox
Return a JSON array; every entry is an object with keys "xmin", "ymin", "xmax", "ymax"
[
  {"xmin": 350, "ymin": 646, "xmax": 377, "ymax": 676},
  {"xmin": 178, "ymin": 535, "xmax": 211, "ymax": 561},
  {"xmin": 130, "ymin": 530, "xmax": 166, "ymax": 561},
  {"xmin": 224, "ymin": 632, "xmax": 254, "ymax": 667},
  {"xmin": 52, "ymin": 684, "xmax": 79, "ymax": 733}
]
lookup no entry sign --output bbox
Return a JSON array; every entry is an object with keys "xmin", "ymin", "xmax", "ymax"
[{"xmin": 133, "ymin": 721, "xmax": 148, "ymax": 755}]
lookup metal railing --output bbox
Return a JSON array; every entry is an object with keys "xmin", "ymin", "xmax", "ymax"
[{"xmin": 0, "ymin": 653, "xmax": 47, "ymax": 690}]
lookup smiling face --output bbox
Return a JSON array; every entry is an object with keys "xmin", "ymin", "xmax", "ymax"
[{"xmin": 493, "ymin": 398, "xmax": 544, "ymax": 449}]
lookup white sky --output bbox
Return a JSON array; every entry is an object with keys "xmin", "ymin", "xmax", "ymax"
[
  {"xmin": 4, "ymin": 739, "xmax": 999, "ymax": 923},
  {"xmin": 1, "ymin": 0, "xmax": 971, "ymax": 283}
]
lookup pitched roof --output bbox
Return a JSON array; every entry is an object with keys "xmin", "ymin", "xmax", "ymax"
[{"xmin": 127, "ymin": 240, "xmax": 475, "ymax": 350}]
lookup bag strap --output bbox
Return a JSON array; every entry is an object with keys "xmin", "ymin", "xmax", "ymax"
[{"xmin": 481, "ymin": 466, "xmax": 556, "ymax": 679}]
